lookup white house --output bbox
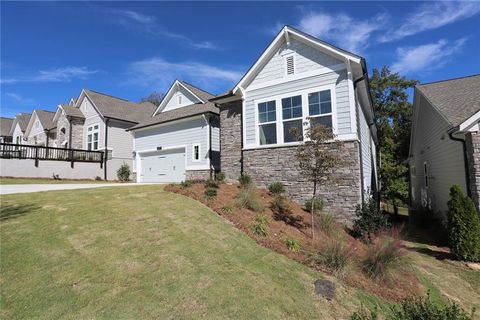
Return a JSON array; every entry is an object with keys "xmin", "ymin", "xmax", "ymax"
[{"xmin": 9, "ymin": 113, "xmax": 31, "ymax": 145}]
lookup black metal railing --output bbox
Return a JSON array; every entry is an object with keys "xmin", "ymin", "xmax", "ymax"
[{"xmin": 0, "ymin": 143, "xmax": 104, "ymax": 167}]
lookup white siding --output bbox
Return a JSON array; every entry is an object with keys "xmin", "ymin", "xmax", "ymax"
[
  {"xmin": 107, "ymin": 120, "xmax": 133, "ymax": 160},
  {"xmin": 358, "ymin": 102, "xmax": 372, "ymax": 198},
  {"xmin": 29, "ymin": 113, "xmax": 44, "ymax": 137},
  {"xmin": 163, "ymin": 87, "xmax": 200, "ymax": 112},
  {"xmin": 134, "ymin": 117, "xmax": 209, "ymax": 169},
  {"xmin": 12, "ymin": 123, "xmax": 23, "ymax": 144},
  {"xmin": 83, "ymin": 115, "xmax": 105, "ymax": 150},
  {"xmin": 410, "ymin": 93, "xmax": 467, "ymax": 215},
  {"xmin": 79, "ymin": 96, "xmax": 99, "ymax": 118}
]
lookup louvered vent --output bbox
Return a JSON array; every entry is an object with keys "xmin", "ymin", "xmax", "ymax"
[{"xmin": 286, "ymin": 56, "xmax": 295, "ymax": 75}]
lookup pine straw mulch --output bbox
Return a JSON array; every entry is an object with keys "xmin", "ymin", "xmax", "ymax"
[{"xmin": 165, "ymin": 182, "xmax": 422, "ymax": 302}]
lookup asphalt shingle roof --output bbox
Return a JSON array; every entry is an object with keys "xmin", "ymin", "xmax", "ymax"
[
  {"xmin": 178, "ymin": 80, "xmax": 215, "ymax": 103},
  {"xmin": 15, "ymin": 113, "xmax": 31, "ymax": 132},
  {"xmin": 35, "ymin": 110, "xmax": 56, "ymax": 130},
  {"xmin": 417, "ymin": 74, "xmax": 480, "ymax": 127},
  {"xmin": 0, "ymin": 117, "xmax": 14, "ymax": 137},
  {"xmin": 85, "ymin": 89, "xmax": 157, "ymax": 123},
  {"xmin": 60, "ymin": 105, "xmax": 85, "ymax": 119}
]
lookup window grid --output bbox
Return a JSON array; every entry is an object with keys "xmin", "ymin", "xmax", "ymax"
[
  {"xmin": 258, "ymin": 100, "xmax": 277, "ymax": 145},
  {"xmin": 282, "ymin": 95, "xmax": 303, "ymax": 143},
  {"xmin": 308, "ymin": 90, "xmax": 333, "ymax": 130}
]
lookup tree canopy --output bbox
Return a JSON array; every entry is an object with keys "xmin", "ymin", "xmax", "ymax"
[{"xmin": 140, "ymin": 91, "xmax": 164, "ymax": 106}]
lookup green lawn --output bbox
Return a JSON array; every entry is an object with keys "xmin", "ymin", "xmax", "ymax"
[
  {"xmin": 0, "ymin": 185, "xmax": 381, "ymax": 319},
  {"xmin": 0, "ymin": 177, "xmax": 111, "ymax": 184}
]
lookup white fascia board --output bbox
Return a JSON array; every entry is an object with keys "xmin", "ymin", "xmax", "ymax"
[
  {"xmin": 129, "ymin": 114, "xmax": 205, "ymax": 133},
  {"xmin": 459, "ymin": 110, "xmax": 480, "ymax": 132},
  {"xmin": 153, "ymin": 80, "xmax": 205, "ymax": 116},
  {"xmin": 52, "ymin": 106, "xmax": 64, "ymax": 123},
  {"xmin": 24, "ymin": 110, "xmax": 39, "ymax": 138}
]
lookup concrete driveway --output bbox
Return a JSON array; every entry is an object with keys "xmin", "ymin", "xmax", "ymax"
[{"xmin": 0, "ymin": 183, "xmax": 143, "ymax": 195}]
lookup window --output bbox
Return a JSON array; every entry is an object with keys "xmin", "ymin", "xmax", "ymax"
[
  {"xmin": 87, "ymin": 125, "xmax": 99, "ymax": 150},
  {"xmin": 282, "ymin": 95, "xmax": 303, "ymax": 143},
  {"xmin": 423, "ymin": 162, "xmax": 428, "ymax": 187},
  {"xmin": 285, "ymin": 55, "xmax": 295, "ymax": 75},
  {"xmin": 258, "ymin": 100, "xmax": 277, "ymax": 145},
  {"xmin": 308, "ymin": 90, "xmax": 332, "ymax": 129},
  {"xmin": 16, "ymin": 136, "xmax": 21, "ymax": 144},
  {"xmin": 193, "ymin": 144, "xmax": 200, "ymax": 161}
]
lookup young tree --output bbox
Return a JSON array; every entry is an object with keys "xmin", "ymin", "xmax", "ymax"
[
  {"xmin": 291, "ymin": 122, "xmax": 344, "ymax": 240},
  {"xmin": 369, "ymin": 66, "xmax": 418, "ymax": 214},
  {"xmin": 140, "ymin": 91, "xmax": 164, "ymax": 106}
]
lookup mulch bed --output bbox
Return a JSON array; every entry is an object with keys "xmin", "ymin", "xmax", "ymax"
[{"xmin": 165, "ymin": 182, "xmax": 423, "ymax": 302}]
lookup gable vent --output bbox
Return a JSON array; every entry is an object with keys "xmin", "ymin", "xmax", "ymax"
[{"xmin": 286, "ymin": 56, "xmax": 295, "ymax": 75}]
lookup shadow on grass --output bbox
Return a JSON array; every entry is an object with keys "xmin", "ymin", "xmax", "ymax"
[
  {"xmin": 0, "ymin": 204, "xmax": 41, "ymax": 222},
  {"xmin": 406, "ymin": 245, "xmax": 452, "ymax": 261}
]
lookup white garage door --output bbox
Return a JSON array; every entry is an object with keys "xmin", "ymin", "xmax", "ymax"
[{"xmin": 139, "ymin": 148, "xmax": 186, "ymax": 183}]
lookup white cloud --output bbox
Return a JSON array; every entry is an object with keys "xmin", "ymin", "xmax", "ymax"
[
  {"xmin": 4, "ymin": 92, "xmax": 35, "ymax": 105},
  {"xmin": 379, "ymin": 2, "xmax": 480, "ymax": 42},
  {"xmin": 112, "ymin": 10, "xmax": 220, "ymax": 50},
  {"xmin": 297, "ymin": 11, "xmax": 388, "ymax": 53},
  {"xmin": 0, "ymin": 78, "xmax": 18, "ymax": 84},
  {"xmin": 391, "ymin": 38, "xmax": 467, "ymax": 74},
  {"xmin": 127, "ymin": 57, "xmax": 243, "ymax": 91},
  {"xmin": 1, "ymin": 66, "xmax": 98, "ymax": 84}
]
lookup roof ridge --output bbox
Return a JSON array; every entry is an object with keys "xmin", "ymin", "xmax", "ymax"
[
  {"xmin": 417, "ymin": 74, "xmax": 480, "ymax": 87},
  {"xmin": 85, "ymin": 89, "xmax": 133, "ymax": 103},
  {"xmin": 0, "ymin": 117, "xmax": 14, "ymax": 120}
]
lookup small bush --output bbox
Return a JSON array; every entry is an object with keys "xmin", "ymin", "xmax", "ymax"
[
  {"xmin": 95, "ymin": 176, "xmax": 102, "ymax": 181},
  {"xmin": 204, "ymin": 187, "xmax": 217, "ymax": 200},
  {"xmin": 180, "ymin": 180, "xmax": 193, "ymax": 188},
  {"xmin": 117, "ymin": 163, "xmax": 131, "ymax": 181},
  {"xmin": 270, "ymin": 195, "xmax": 290, "ymax": 214},
  {"xmin": 251, "ymin": 214, "xmax": 269, "ymax": 236},
  {"xmin": 236, "ymin": 187, "xmax": 264, "ymax": 212},
  {"xmin": 390, "ymin": 295, "xmax": 475, "ymax": 320},
  {"xmin": 317, "ymin": 212, "xmax": 336, "ymax": 235},
  {"xmin": 315, "ymin": 240, "xmax": 350, "ymax": 275},
  {"xmin": 268, "ymin": 181, "xmax": 285, "ymax": 195},
  {"xmin": 284, "ymin": 238, "xmax": 301, "ymax": 252},
  {"xmin": 353, "ymin": 197, "xmax": 390, "ymax": 243},
  {"xmin": 214, "ymin": 171, "xmax": 225, "ymax": 182},
  {"xmin": 204, "ymin": 179, "xmax": 219, "ymax": 189},
  {"xmin": 220, "ymin": 205, "xmax": 234, "ymax": 214},
  {"xmin": 238, "ymin": 173, "xmax": 252, "ymax": 188},
  {"xmin": 447, "ymin": 185, "xmax": 480, "ymax": 262},
  {"xmin": 304, "ymin": 197, "xmax": 324, "ymax": 211},
  {"xmin": 362, "ymin": 236, "xmax": 403, "ymax": 280}
]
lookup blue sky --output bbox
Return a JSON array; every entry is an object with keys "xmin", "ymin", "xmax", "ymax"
[{"xmin": 1, "ymin": 1, "xmax": 479, "ymax": 118}]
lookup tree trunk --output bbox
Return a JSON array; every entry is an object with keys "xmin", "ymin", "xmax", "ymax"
[{"xmin": 311, "ymin": 181, "xmax": 317, "ymax": 241}]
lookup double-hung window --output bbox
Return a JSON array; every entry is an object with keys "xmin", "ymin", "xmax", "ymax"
[
  {"xmin": 258, "ymin": 100, "xmax": 277, "ymax": 145},
  {"xmin": 308, "ymin": 89, "xmax": 332, "ymax": 129},
  {"xmin": 282, "ymin": 95, "xmax": 303, "ymax": 143},
  {"xmin": 87, "ymin": 125, "xmax": 99, "ymax": 150}
]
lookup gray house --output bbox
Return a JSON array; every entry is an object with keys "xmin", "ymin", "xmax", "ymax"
[
  {"xmin": 129, "ymin": 80, "xmax": 220, "ymax": 183},
  {"xmin": 24, "ymin": 110, "xmax": 56, "ymax": 146},
  {"xmin": 9, "ymin": 113, "xmax": 31, "ymax": 145},
  {"xmin": 409, "ymin": 74, "xmax": 480, "ymax": 216},
  {"xmin": 211, "ymin": 26, "xmax": 378, "ymax": 221},
  {"xmin": 0, "ymin": 117, "xmax": 14, "ymax": 143}
]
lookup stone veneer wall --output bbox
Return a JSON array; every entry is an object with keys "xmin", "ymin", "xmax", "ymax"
[
  {"xmin": 56, "ymin": 113, "xmax": 85, "ymax": 149},
  {"xmin": 243, "ymin": 142, "xmax": 362, "ymax": 222},
  {"xmin": 465, "ymin": 132, "xmax": 480, "ymax": 212},
  {"xmin": 186, "ymin": 170, "xmax": 212, "ymax": 181},
  {"xmin": 219, "ymin": 100, "xmax": 243, "ymax": 181}
]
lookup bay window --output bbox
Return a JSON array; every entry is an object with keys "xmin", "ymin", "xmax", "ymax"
[
  {"xmin": 87, "ymin": 125, "xmax": 99, "ymax": 150},
  {"xmin": 258, "ymin": 100, "xmax": 277, "ymax": 145},
  {"xmin": 282, "ymin": 95, "xmax": 303, "ymax": 143}
]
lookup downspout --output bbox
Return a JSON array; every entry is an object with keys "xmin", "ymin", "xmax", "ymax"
[
  {"xmin": 239, "ymin": 87, "xmax": 246, "ymax": 175},
  {"xmin": 449, "ymin": 130, "xmax": 471, "ymax": 197},
  {"xmin": 208, "ymin": 115, "xmax": 213, "ymax": 179},
  {"xmin": 68, "ymin": 117, "xmax": 73, "ymax": 149},
  {"xmin": 353, "ymin": 74, "xmax": 367, "ymax": 202},
  {"xmin": 104, "ymin": 118, "xmax": 109, "ymax": 181}
]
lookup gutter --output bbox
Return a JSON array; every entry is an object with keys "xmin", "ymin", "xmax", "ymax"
[{"xmin": 448, "ymin": 127, "xmax": 471, "ymax": 197}]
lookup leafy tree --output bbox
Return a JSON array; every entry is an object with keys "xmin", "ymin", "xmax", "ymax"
[
  {"xmin": 117, "ymin": 163, "xmax": 131, "ymax": 181},
  {"xmin": 291, "ymin": 122, "xmax": 344, "ymax": 240},
  {"xmin": 369, "ymin": 66, "xmax": 418, "ymax": 214},
  {"xmin": 140, "ymin": 91, "xmax": 164, "ymax": 106}
]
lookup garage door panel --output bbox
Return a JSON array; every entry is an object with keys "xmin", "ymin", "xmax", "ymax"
[{"xmin": 139, "ymin": 148, "xmax": 185, "ymax": 183}]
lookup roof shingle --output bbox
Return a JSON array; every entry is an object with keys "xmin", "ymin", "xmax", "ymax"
[
  {"xmin": 35, "ymin": 110, "xmax": 56, "ymax": 130},
  {"xmin": 0, "ymin": 117, "xmax": 14, "ymax": 137},
  {"xmin": 15, "ymin": 113, "xmax": 31, "ymax": 132}
]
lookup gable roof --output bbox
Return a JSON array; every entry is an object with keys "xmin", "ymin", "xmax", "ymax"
[
  {"xmin": 35, "ymin": 110, "xmax": 56, "ymax": 130},
  {"xmin": 77, "ymin": 89, "xmax": 157, "ymax": 123},
  {"xmin": 153, "ymin": 80, "xmax": 215, "ymax": 116},
  {"xmin": 0, "ymin": 117, "xmax": 14, "ymax": 137},
  {"xmin": 10, "ymin": 113, "xmax": 31, "ymax": 135},
  {"xmin": 416, "ymin": 74, "xmax": 480, "ymax": 128}
]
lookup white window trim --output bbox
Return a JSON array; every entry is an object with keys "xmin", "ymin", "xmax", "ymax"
[
  {"xmin": 257, "ymin": 100, "xmax": 278, "ymax": 146},
  {"xmin": 252, "ymin": 83, "xmax": 337, "ymax": 148},
  {"xmin": 87, "ymin": 124, "xmax": 99, "ymax": 151},
  {"xmin": 284, "ymin": 53, "xmax": 296, "ymax": 76},
  {"xmin": 308, "ymin": 90, "xmax": 334, "ymax": 131},
  {"xmin": 281, "ymin": 95, "xmax": 304, "ymax": 144},
  {"xmin": 192, "ymin": 144, "xmax": 201, "ymax": 162}
]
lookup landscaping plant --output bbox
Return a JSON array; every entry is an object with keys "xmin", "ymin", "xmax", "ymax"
[
  {"xmin": 316, "ymin": 212, "xmax": 336, "ymax": 236},
  {"xmin": 314, "ymin": 239, "xmax": 350, "ymax": 275},
  {"xmin": 268, "ymin": 181, "xmax": 286, "ymax": 195},
  {"xmin": 304, "ymin": 197, "xmax": 324, "ymax": 212},
  {"xmin": 180, "ymin": 180, "xmax": 193, "ymax": 188},
  {"xmin": 362, "ymin": 236, "xmax": 403, "ymax": 280},
  {"xmin": 238, "ymin": 173, "xmax": 252, "ymax": 188},
  {"xmin": 236, "ymin": 186, "xmax": 264, "ymax": 212},
  {"xmin": 291, "ymin": 122, "xmax": 343, "ymax": 240},
  {"xmin": 353, "ymin": 197, "xmax": 390, "ymax": 243},
  {"xmin": 284, "ymin": 238, "xmax": 301, "ymax": 252},
  {"xmin": 270, "ymin": 194, "xmax": 290, "ymax": 214},
  {"xmin": 251, "ymin": 214, "xmax": 269, "ymax": 236},
  {"xmin": 447, "ymin": 185, "xmax": 480, "ymax": 262},
  {"xmin": 204, "ymin": 187, "xmax": 217, "ymax": 200},
  {"xmin": 117, "ymin": 163, "xmax": 131, "ymax": 181},
  {"xmin": 204, "ymin": 179, "xmax": 219, "ymax": 189},
  {"xmin": 214, "ymin": 171, "xmax": 225, "ymax": 183}
]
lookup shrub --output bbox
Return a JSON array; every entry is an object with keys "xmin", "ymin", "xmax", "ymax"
[
  {"xmin": 236, "ymin": 187, "xmax": 264, "ymax": 212},
  {"xmin": 251, "ymin": 214, "xmax": 268, "ymax": 236},
  {"xmin": 362, "ymin": 236, "xmax": 403, "ymax": 280},
  {"xmin": 117, "ymin": 163, "xmax": 131, "ymax": 181},
  {"xmin": 220, "ymin": 205, "xmax": 234, "ymax": 214},
  {"xmin": 317, "ymin": 212, "xmax": 336, "ymax": 235},
  {"xmin": 284, "ymin": 238, "xmax": 301, "ymax": 252},
  {"xmin": 180, "ymin": 180, "xmax": 193, "ymax": 188},
  {"xmin": 238, "ymin": 173, "xmax": 252, "ymax": 188},
  {"xmin": 390, "ymin": 295, "xmax": 475, "ymax": 320},
  {"xmin": 447, "ymin": 185, "xmax": 480, "ymax": 262},
  {"xmin": 270, "ymin": 195, "xmax": 290, "ymax": 214},
  {"xmin": 204, "ymin": 179, "xmax": 219, "ymax": 189},
  {"xmin": 315, "ymin": 240, "xmax": 350, "ymax": 275},
  {"xmin": 304, "ymin": 197, "xmax": 324, "ymax": 211},
  {"xmin": 353, "ymin": 197, "xmax": 390, "ymax": 243},
  {"xmin": 95, "ymin": 176, "xmax": 102, "ymax": 181},
  {"xmin": 204, "ymin": 187, "xmax": 217, "ymax": 200},
  {"xmin": 268, "ymin": 181, "xmax": 285, "ymax": 195},
  {"xmin": 214, "ymin": 171, "xmax": 225, "ymax": 182}
]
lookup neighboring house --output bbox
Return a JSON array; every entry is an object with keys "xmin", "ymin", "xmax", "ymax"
[
  {"xmin": 52, "ymin": 103, "xmax": 85, "ymax": 149},
  {"xmin": 211, "ymin": 26, "xmax": 378, "ymax": 221},
  {"xmin": 409, "ymin": 74, "xmax": 480, "ymax": 216},
  {"xmin": 24, "ymin": 110, "xmax": 56, "ymax": 146},
  {"xmin": 73, "ymin": 89, "xmax": 157, "ymax": 179},
  {"xmin": 9, "ymin": 113, "xmax": 31, "ymax": 145},
  {"xmin": 0, "ymin": 117, "xmax": 14, "ymax": 143},
  {"xmin": 129, "ymin": 80, "xmax": 220, "ymax": 183}
]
